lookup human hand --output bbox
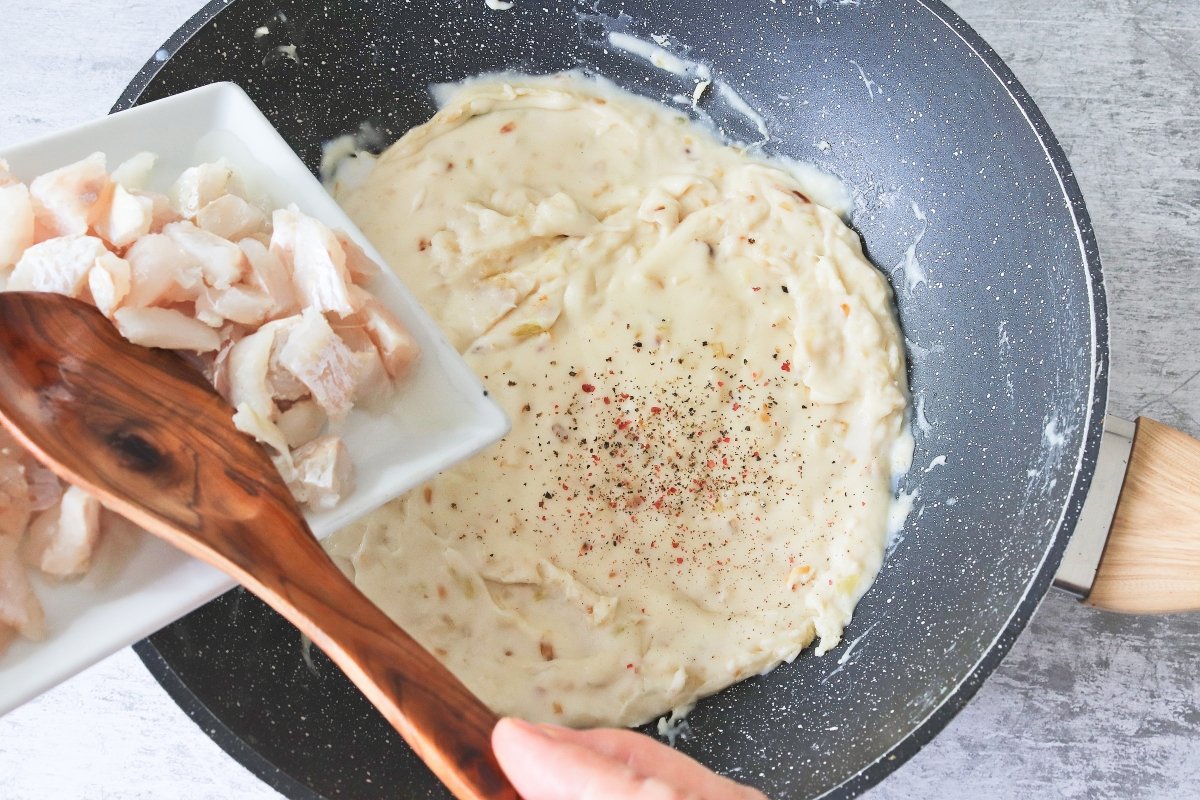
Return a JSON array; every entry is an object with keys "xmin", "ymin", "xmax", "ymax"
[{"xmin": 492, "ymin": 717, "xmax": 769, "ymax": 800}]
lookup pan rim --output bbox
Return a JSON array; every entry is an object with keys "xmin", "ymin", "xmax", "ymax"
[{"xmin": 117, "ymin": 1, "xmax": 1110, "ymax": 797}]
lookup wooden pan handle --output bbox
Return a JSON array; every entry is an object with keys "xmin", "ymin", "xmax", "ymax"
[{"xmin": 1086, "ymin": 417, "xmax": 1200, "ymax": 614}]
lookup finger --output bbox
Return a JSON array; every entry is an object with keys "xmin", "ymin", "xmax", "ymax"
[
  {"xmin": 534, "ymin": 724, "xmax": 767, "ymax": 800},
  {"xmin": 493, "ymin": 717, "xmax": 698, "ymax": 800}
]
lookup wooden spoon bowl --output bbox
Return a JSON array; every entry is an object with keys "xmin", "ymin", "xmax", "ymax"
[{"xmin": 0, "ymin": 291, "xmax": 517, "ymax": 800}]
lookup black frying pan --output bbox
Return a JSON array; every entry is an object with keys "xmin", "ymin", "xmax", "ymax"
[{"xmin": 115, "ymin": 1, "xmax": 1108, "ymax": 797}]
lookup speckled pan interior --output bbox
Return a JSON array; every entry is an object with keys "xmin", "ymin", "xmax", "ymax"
[{"xmin": 116, "ymin": 1, "xmax": 1108, "ymax": 798}]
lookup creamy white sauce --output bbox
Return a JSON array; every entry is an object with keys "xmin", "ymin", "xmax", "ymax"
[{"xmin": 326, "ymin": 74, "xmax": 911, "ymax": 727}]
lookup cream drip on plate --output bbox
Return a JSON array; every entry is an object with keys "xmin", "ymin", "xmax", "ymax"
[{"xmin": 326, "ymin": 73, "xmax": 912, "ymax": 727}]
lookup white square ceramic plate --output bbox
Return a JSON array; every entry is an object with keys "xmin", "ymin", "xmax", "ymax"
[{"xmin": 0, "ymin": 82, "xmax": 509, "ymax": 715}]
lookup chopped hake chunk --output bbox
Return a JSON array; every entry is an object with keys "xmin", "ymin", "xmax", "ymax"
[
  {"xmin": 288, "ymin": 436, "xmax": 354, "ymax": 511},
  {"xmin": 240, "ymin": 238, "xmax": 298, "ymax": 318},
  {"xmin": 22, "ymin": 461, "xmax": 62, "ymax": 513},
  {"xmin": 276, "ymin": 399, "xmax": 328, "ymax": 449},
  {"xmin": 344, "ymin": 287, "xmax": 420, "ymax": 379},
  {"xmin": 231, "ymin": 402, "xmax": 291, "ymax": 458},
  {"xmin": 0, "ymin": 450, "xmax": 31, "ymax": 540},
  {"xmin": 9, "ymin": 235, "xmax": 109, "ymax": 295},
  {"xmin": 274, "ymin": 308, "xmax": 359, "ymax": 417},
  {"xmin": 330, "ymin": 317, "xmax": 391, "ymax": 404},
  {"xmin": 163, "ymin": 221, "xmax": 245, "ymax": 290},
  {"xmin": 123, "ymin": 233, "xmax": 200, "ymax": 306},
  {"xmin": 0, "ymin": 543, "xmax": 44, "ymax": 643},
  {"xmin": 227, "ymin": 317, "xmax": 293, "ymax": 419},
  {"xmin": 271, "ymin": 208, "xmax": 355, "ymax": 315},
  {"xmin": 88, "ymin": 252, "xmax": 132, "ymax": 318},
  {"xmin": 29, "ymin": 153, "xmax": 111, "ymax": 238},
  {"xmin": 93, "ymin": 184, "xmax": 154, "ymax": 248},
  {"xmin": 195, "ymin": 284, "xmax": 275, "ymax": 327},
  {"xmin": 0, "ymin": 183, "xmax": 35, "ymax": 270},
  {"xmin": 337, "ymin": 231, "xmax": 381, "ymax": 283},
  {"xmin": 110, "ymin": 152, "xmax": 158, "ymax": 191},
  {"xmin": 169, "ymin": 162, "xmax": 236, "ymax": 219},
  {"xmin": 196, "ymin": 194, "xmax": 268, "ymax": 241},
  {"xmin": 22, "ymin": 486, "xmax": 102, "ymax": 577},
  {"xmin": 141, "ymin": 191, "xmax": 180, "ymax": 234},
  {"xmin": 114, "ymin": 307, "xmax": 222, "ymax": 352}
]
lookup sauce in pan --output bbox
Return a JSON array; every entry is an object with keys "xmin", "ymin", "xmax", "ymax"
[{"xmin": 326, "ymin": 74, "xmax": 912, "ymax": 727}]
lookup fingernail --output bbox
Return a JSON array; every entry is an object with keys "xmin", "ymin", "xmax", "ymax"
[{"xmin": 535, "ymin": 722, "xmax": 569, "ymax": 739}]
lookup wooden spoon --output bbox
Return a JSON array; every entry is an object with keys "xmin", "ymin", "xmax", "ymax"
[{"xmin": 0, "ymin": 292, "xmax": 518, "ymax": 800}]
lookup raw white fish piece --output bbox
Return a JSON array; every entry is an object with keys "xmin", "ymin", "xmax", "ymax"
[
  {"xmin": 208, "ymin": 334, "xmax": 239, "ymax": 402},
  {"xmin": 123, "ymin": 233, "xmax": 202, "ymax": 306},
  {"xmin": 196, "ymin": 194, "xmax": 267, "ymax": 241},
  {"xmin": 345, "ymin": 286, "xmax": 419, "ymax": 379},
  {"xmin": 270, "ymin": 208, "xmax": 355, "ymax": 315},
  {"xmin": 88, "ymin": 252, "xmax": 132, "ymax": 318},
  {"xmin": 239, "ymin": 238, "xmax": 298, "ymax": 318},
  {"xmin": 8, "ymin": 235, "xmax": 109, "ymax": 296},
  {"xmin": 276, "ymin": 399, "xmax": 328, "ymax": 449},
  {"xmin": 266, "ymin": 354, "xmax": 311, "ymax": 403},
  {"xmin": 110, "ymin": 152, "xmax": 157, "ymax": 191},
  {"xmin": 0, "ymin": 541, "xmax": 44, "ymax": 643},
  {"xmin": 0, "ymin": 449, "xmax": 30, "ymax": 540},
  {"xmin": 163, "ymin": 221, "xmax": 245, "ymax": 290},
  {"xmin": 274, "ymin": 308, "xmax": 359, "ymax": 418},
  {"xmin": 168, "ymin": 162, "xmax": 236, "ymax": 219},
  {"xmin": 329, "ymin": 315, "xmax": 392, "ymax": 406},
  {"xmin": 22, "ymin": 485, "xmax": 102, "ymax": 577},
  {"xmin": 21, "ymin": 460, "xmax": 63, "ymax": 513},
  {"xmin": 227, "ymin": 317, "xmax": 300, "ymax": 419},
  {"xmin": 289, "ymin": 436, "xmax": 354, "ymax": 511},
  {"xmin": 113, "ymin": 306, "xmax": 221, "ymax": 352},
  {"xmin": 195, "ymin": 284, "xmax": 275, "ymax": 327},
  {"xmin": 0, "ymin": 158, "xmax": 17, "ymax": 187},
  {"xmin": 231, "ymin": 402, "xmax": 291, "ymax": 458},
  {"xmin": 336, "ymin": 231, "xmax": 381, "ymax": 283},
  {"xmin": 140, "ymin": 191, "xmax": 180, "ymax": 234},
  {"xmin": 0, "ymin": 183, "xmax": 35, "ymax": 270},
  {"xmin": 29, "ymin": 152, "xmax": 110, "ymax": 238},
  {"xmin": 93, "ymin": 184, "xmax": 153, "ymax": 248}
]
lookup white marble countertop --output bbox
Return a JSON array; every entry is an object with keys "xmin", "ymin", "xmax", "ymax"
[{"xmin": 1, "ymin": 0, "xmax": 1198, "ymax": 797}]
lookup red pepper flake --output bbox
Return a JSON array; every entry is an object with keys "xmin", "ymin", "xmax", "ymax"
[
  {"xmin": 706, "ymin": 459, "xmax": 716, "ymax": 469},
  {"xmin": 676, "ymin": 557, "xmax": 685, "ymax": 564},
  {"xmin": 582, "ymin": 383, "xmax": 596, "ymax": 393},
  {"xmin": 650, "ymin": 406, "xmax": 662, "ymax": 414},
  {"xmin": 603, "ymin": 396, "xmax": 611, "ymax": 405},
  {"xmin": 781, "ymin": 360, "xmax": 792, "ymax": 372},
  {"xmin": 616, "ymin": 419, "xmax": 632, "ymax": 431},
  {"xmin": 500, "ymin": 121, "xmax": 516, "ymax": 134},
  {"xmin": 653, "ymin": 496, "xmax": 664, "ymax": 509},
  {"xmin": 752, "ymin": 286, "xmax": 762, "ymax": 292},
  {"xmin": 732, "ymin": 402, "xmax": 741, "ymax": 410}
]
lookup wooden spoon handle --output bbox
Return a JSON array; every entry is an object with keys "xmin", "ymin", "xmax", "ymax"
[
  {"xmin": 0, "ymin": 293, "xmax": 517, "ymax": 799},
  {"xmin": 210, "ymin": 521, "xmax": 517, "ymax": 800}
]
